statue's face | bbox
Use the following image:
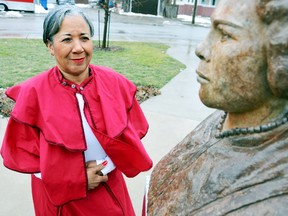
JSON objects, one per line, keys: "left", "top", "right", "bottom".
{"left": 195, "top": 0, "right": 272, "bottom": 112}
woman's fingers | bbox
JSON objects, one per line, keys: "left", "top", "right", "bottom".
{"left": 86, "top": 160, "right": 108, "bottom": 190}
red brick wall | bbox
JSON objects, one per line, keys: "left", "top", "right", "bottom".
{"left": 178, "top": 4, "right": 215, "bottom": 17}
{"left": 178, "top": 4, "right": 193, "bottom": 15}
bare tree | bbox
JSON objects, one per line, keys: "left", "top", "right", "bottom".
{"left": 98, "top": 0, "right": 146, "bottom": 49}
{"left": 98, "top": 0, "right": 113, "bottom": 49}
{"left": 102, "top": 0, "right": 110, "bottom": 48}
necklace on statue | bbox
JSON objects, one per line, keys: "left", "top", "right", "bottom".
{"left": 215, "top": 112, "right": 288, "bottom": 138}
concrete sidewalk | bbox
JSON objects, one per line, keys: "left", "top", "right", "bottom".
{"left": 125, "top": 42, "right": 214, "bottom": 215}
{"left": 0, "top": 7, "right": 214, "bottom": 216}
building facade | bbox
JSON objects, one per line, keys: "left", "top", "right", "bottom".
{"left": 121, "top": 0, "right": 218, "bottom": 17}
{"left": 177, "top": 0, "right": 217, "bottom": 6}
{"left": 177, "top": 0, "right": 217, "bottom": 17}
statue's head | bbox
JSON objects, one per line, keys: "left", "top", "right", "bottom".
{"left": 195, "top": 0, "right": 288, "bottom": 113}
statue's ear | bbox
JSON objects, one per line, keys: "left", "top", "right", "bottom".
{"left": 267, "top": 54, "right": 288, "bottom": 98}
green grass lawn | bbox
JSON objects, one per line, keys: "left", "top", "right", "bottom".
{"left": 0, "top": 38, "right": 186, "bottom": 116}
{"left": 0, "top": 39, "right": 185, "bottom": 88}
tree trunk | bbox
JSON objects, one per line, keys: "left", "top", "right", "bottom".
{"left": 101, "top": 0, "right": 110, "bottom": 49}
{"left": 102, "top": 7, "right": 109, "bottom": 48}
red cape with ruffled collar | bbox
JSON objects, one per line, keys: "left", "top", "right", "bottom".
{"left": 1, "top": 65, "right": 153, "bottom": 207}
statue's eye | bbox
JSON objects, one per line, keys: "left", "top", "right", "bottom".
{"left": 216, "top": 24, "right": 235, "bottom": 42}
{"left": 221, "top": 33, "right": 230, "bottom": 42}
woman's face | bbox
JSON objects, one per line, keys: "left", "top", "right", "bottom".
{"left": 47, "top": 15, "right": 93, "bottom": 83}
{"left": 195, "top": 0, "right": 272, "bottom": 112}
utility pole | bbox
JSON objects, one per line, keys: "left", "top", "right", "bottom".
{"left": 192, "top": 0, "right": 198, "bottom": 24}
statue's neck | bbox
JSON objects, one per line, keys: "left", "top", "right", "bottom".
{"left": 223, "top": 99, "right": 288, "bottom": 130}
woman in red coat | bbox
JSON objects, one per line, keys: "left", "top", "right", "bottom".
{"left": 1, "top": 5, "right": 152, "bottom": 216}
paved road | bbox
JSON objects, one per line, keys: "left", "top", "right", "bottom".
{"left": 0, "top": 6, "right": 210, "bottom": 44}
{"left": 0, "top": 6, "right": 214, "bottom": 216}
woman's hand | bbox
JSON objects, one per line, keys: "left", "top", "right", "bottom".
{"left": 86, "top": 161, "right": 108, "bottom": 190}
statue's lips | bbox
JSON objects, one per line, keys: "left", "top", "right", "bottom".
{"left": 196, "top": 70, "right": 210, "bottom": 84}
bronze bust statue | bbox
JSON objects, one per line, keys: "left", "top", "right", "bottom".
{"left": 147, "top": 0, "right": 288, "bottom": 215}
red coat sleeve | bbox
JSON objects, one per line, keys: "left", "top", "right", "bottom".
{"left": 116, "top": 98, "right": 153, "bottom": 177}
{"left": 1, "top": 117, "right": 40, "bottom": 173}
{"left": 94, "top": 98, "right": 153, "bottom": 178}
{"left": 127, "top": 97, "right": 149, "bottom": 139}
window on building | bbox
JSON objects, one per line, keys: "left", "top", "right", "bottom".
{"left": 199, "top": 0, "right": 217, "bottom": 5}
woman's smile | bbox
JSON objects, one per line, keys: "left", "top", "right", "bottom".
{"left": 71, "top": 57, "right": 85, "bottom": 64}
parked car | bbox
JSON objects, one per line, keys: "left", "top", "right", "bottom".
{"left": 0, "top": 0, "right": 35, "bottom": 12}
